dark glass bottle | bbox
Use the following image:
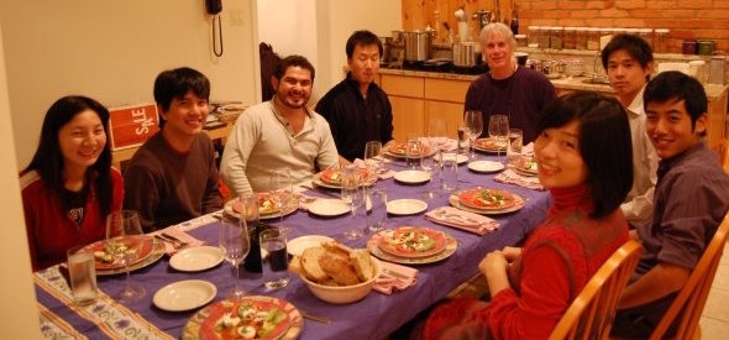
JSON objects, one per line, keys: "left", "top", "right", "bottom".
{"left": 243, "top": 222, "right": 271, "bottom": 273}
{"left": 510, "top": 7, "right": 519, "bottom": 35}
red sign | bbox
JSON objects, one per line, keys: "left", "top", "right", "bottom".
{"left": 108, "top": 103, "right": 160, "bottom": 150}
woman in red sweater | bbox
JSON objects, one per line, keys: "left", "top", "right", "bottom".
{"left": 422, "top": 92, "right": 634, "bottom": 339}
{"left": 20, "top": 96, "right": 123, "bottom": 271}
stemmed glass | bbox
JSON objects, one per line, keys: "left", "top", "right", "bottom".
{"left": 488, "top": 114, "right": 510, "bottom": 159}
{"left": 341, "top": 165, "right": 365, "bottom": 240}
{"left": 269, "top": 170, "right": 293, "bottom": 235}
{"left": 464, "top": 110, "right": 484, "bottom": 160}
{"left": 105, "top": 210, "right": 146, "bottom": 303}
{"left": 220, "top": 214, "right": 250, "bottom": 300}
{"left": 422, "top": 119, "right": 447, "bottom": 200}
{"left": 364, "top": 140, "right": 384, "bottom": 183}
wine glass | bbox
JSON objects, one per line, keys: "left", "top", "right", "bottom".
{"left": 488, "top": 114, "right": 510, "bottom": 159}
{"left": 424, "top": 118, "right": 447, "bottom": 199}
{"left": 341, "top": 165, "right": 365, "bottom": 240}
{"left": 220, "top": 214, "right": 250, "bottom": 300}
{"left": 105, "top": 210, "right": 146, "bottom": 303}
{"left": 464, "top": 110, "right": 484, "bottom": 160}
{"left": 269, "top": 170, "right": 294, "bottom": 235}
{"left": 364, "top": 140, "right": 384, "bottom": 182}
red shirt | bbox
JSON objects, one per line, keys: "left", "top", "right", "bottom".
{"left": 20, "top": 168, "right": 124, "bottom": 271}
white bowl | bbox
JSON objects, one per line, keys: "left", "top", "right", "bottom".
{"left": 299, "top": 256, "right": 381, "bottom": 304}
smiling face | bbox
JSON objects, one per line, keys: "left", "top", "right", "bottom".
{"left": 534, "top": 120, "right": 588, "bottom": 189}
{"left": 272, "top": 66, "right": 313, "bottom": 110}
{"left": 160, "top": 90, "right": 208, "bottom": 138}
{"left": 58, "top": 109, "right": 106, "bottom": 173}
{"left": 482, "top": 31, "right": 515, "bottom": 77}
{"left": 348, "top": 43, "right": 380, "bottom": 86}
{"left": 646, "top": 98, "right": 706, "bottom": 159}
{"left": 607, "top": 49, "right": 652, "bottom": 105}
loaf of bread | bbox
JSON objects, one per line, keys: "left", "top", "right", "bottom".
{"left": 298, "top": 241, "right": 375, "bottom": 286}
{"left": 350, "top": 249, "right": 375, "bottom": 281}
{"left": 319, "top": 252, "right": 360, "bottom": 285}
{"left": 300, "top": 247, "right": 329, "bottom": 282}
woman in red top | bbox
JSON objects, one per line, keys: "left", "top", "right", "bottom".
{"left": 422, "top": 92, "right": 634, "bottom": 339}
{"left": 20, "top": 96, "right": 123, "bottom": 271}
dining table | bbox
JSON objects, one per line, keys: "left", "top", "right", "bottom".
{"left": 34, "top": 151, "right": 551, "bottom": 339}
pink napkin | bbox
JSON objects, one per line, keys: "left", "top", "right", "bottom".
{"left": 373, "top": 261, "right": 419, "bottom": 295}
{"left": 151, "top": 228, "right": 205, "bottom": 255}
{"left": 424, "top": 206, "right": 499, "bottom": 236}
{"left": 293, "top": 191, "right": 318, "bottom": 211}
{"left": 494, "top": 169, "right": 545, "bottom": 191}
{"left": 440, "top": 139, "right": 458, "bottom": 152}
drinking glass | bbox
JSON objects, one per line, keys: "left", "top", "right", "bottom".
{"left": 105, "top": 210, "right": 146, "bottom": 303}
{"left": 488, "top": 114, "right": 510, "bottom": 159}
{"left": 260, "top": 228, "right": 290, "bottom": 290}
{"left": 220, "top": 214, "right": 250, "bottom": 299}
{"left": 507, "top": 128, "right": 524, "bottom": 164}
{"left": 341, "top": 165, "right": 365, "bottom": 240}
{"left": 457, "top": 125, "right": 471, "bottom": 156}
{"left": 422, "top": 119, "right": 447, "bottom": 199}
{"left": 239, "top": 193, "right": 263, "bottom": 273}
{"left": 364, "top": 140, "right": 384, "bottom": 182}
{"left": 406, "top": 137, "right": 423, "bottom": 170}
{"left": 464, "top": 110, "right": 484, "bottom": 160}
{"left": 269, "top": 170, "right": 294, "bottom": 235}
{"left": 67, "top": 245, "right": 98, "bottom": 306}
{"left": 366, "top": 187, "right": 388, "bottom": 234}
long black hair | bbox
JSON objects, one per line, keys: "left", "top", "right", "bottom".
{"left": 537, "top": 92, "right": 633, "bottom": 218}
{"left": 24, "top": 95, "right": 114, "bottom": 220}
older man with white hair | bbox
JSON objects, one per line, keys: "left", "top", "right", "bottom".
{"left": 464, "top": 22, "right": 556, "bottom": 144}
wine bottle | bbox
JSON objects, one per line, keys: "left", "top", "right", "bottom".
{"left": 243, "top": 222, "right": 270, "bottom": 273}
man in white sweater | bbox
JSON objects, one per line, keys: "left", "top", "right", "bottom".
{"left": 220, "top": 55, "right": 338, "bottom": 195}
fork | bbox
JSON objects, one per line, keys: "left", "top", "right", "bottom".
{"left": 154, "top": 234, "right": 186, "bottom": 249}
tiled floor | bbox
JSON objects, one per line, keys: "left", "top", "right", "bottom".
{"left": 447, "top": 240, "right": 729, "bottom": 339}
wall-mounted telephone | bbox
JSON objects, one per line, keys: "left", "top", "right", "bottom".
{"left": 206, "top": 0, "right": 222, "bottom": 15}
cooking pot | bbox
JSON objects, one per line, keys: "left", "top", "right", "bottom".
{"left": 402, "top": 31, "right": 433, "bottom": 62}
{"left": 452, "top": 42, "right": 482, "bottom": 67}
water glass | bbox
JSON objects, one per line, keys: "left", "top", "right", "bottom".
{"left": 366, "top": 187, "right": 388, "bottom": 234}
{"left": 464, "top": 110, "right": 484, "bottom": 159}
{"left": 260, "top": 228, "right": 290, "bottom": 290}
{"left": 507, "top": 128, "right": 523, "bottom": 163}
{"left": 221, "top": 214, "right": 250, "bottom": 299}
{"left": 364, "top": 140, "right": 384, "bottom": 178}
{"left": 441, "top": 158, "right": 459, "bottom": 192}
{"left": 105, "top": 210, "right": 146, "bottom": 303}
{"left": 67, "top": 245, "right": 98, "bottom": 306}
{"left": 406, "top": 137, "right": 423, "bottom": 170}
{"left": 341, "top": 165, "right": 365, "bottom": 239}
{"left": 457, "top": 125, "right": 471, "bottom": 156}
{"left": 488, "top": 114, "right": 510, "bottom": 159}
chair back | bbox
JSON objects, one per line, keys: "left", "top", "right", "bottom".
{"left": 648, "top": 209, "right": 729, "bottom": 340}
{"left": 550, "top": 239, "right": 642, "bottom": 340}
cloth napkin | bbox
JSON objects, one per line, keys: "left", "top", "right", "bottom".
{"left": 373, "top": 261, "right": 419, "bottom": 295}
{"left": 151, "top": 228, "right": 205, "bottom": 255}
{"left": 424, "top": 206, "right": 500, "bottom": 236}
{"left": 440, "top": 138, "right": 458, "bottom": 152}
{"left": 353, "top": 158, "right": 394, "bottom": 180}
{"left": 494, "top": 169, "right": 545, "bottom": 191}
{"left": 522, "top": 142, "right": 534, "bottom": 156}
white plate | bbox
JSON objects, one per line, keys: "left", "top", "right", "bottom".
{"left": 394, "top": 170, "right": 431, "bottom": 184}
{"left": 287, "top": 235, "right": 335, "bottom": 256}
{"left": 307, "top": 199, "right": 351, "bottom": 217}
{"left": 387, "top": 199, "right": 428, "bottom": 215}
{"left": 468, "top": 160, "right": 505, "bottom": 173}
{"left": 153, "top": 280, "right": 217, "bottom": 312}
{"left": 169, "top": 246, "right": 225, "bottom": 272}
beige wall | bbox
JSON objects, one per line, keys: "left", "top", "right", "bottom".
{"left": 0, "top": 0, "right": 257, "bottom": 169}
{"left": 0, "top": 21, "right": 42, "bottom": 338}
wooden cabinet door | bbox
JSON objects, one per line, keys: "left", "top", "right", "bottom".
{"left": 390, "top": 96, "right": 425, "bottom": 141}
{"left": 425, "top": 100, "right": 465, "bottom": 138}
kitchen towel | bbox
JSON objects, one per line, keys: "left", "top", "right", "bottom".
{"left": 424, "top": 206, "right": 499, "bottom": 236}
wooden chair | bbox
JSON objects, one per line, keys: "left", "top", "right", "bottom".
{"left": 549, "top": 239, "right": 642, "bottom": 340}
{"left": 647, "top": 209, "right": 729, "bottom": 339}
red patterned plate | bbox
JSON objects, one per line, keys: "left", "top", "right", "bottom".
{"left": 458, "top": 188, "right": 518, "bottom": 211}
{"left": 474, "top": 138, "right": 507, "bottom": 153}
{"left": 80, "top": 235, "right": 155, "bottom": 271}
{"left": 319, "top": 168, "right": 369, "bottom": 186}
{"left": 377, "top": 227, "right": 447, "bottom": 259}
{"left": 387, "top": 142, "right": 432, "bottom": 158}
{"left": 231, "top": 194, "right": 280, "bottom": 216}
{"left": 513, "top": 156, "right": 539, "bottom": 175}
{"left": 182, "top": 295, "right": 303, "bottom": 340}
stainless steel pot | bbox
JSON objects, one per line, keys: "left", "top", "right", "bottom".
{"left": 452, "top": 42, "right": 481, "bottom": 67}
{"left": 402, "top": 31, "right": 433, "bottom": 62}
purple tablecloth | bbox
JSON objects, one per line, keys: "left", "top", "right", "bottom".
{"left": 35, "top": 154, "right": 550, "bottom": 339}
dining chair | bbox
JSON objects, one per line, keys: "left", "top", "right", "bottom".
{"left": 549, "top": 239, "right": 642, "bottom": 340}
{"left": 646, "top": 209, "right": 729, "bottom": 340}
{"left": 722, "top": 138, "right": 729, "bottom": 175}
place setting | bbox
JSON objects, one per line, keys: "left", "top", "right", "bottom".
{"left": 424, "top": 206, "right": 500, "bottom": 236}
{"left": 449, "top": 187, "right": 526, "bottom": 215}
{"left": 367, "top": 225, "right": 458, "bottom": 265}
{"left": 223, "top": 192, "right": 298, "bottom": 221}
{"left": 493, "top": 155, "right": 545, "bottom": 191}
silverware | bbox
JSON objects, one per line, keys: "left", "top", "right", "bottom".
{"left": 161, "top": 232, "right": 189, "bottom": 247}
{"left": 154, "top": 234, "right": 186, "bottom": 249}
{"left": 301, "top": 311, "right": 332, "bottom": 324}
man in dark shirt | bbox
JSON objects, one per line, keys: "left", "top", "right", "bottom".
{"left": 315, "top": 30, "right": 394, "bottom": 163}
{"left": 612, "top": 71, "right": 729, "bottom": 337}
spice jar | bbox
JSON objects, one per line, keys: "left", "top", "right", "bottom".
{"left": 586, "top": 27, "right": 600, "bottom": 51}
{"left": 550, "top": 26, "right": 564, "bottom": 49}
{"left": 563, "top": 27, "right": 576, "bottom": 50}
{"left": 528, "top": 26, "right": 540, "bottom": 47}
{"left": 654, "top": 28, "right": 669, "bottom": 53}
{"left": 575, "top": 27, "right": 588, "bottom": 50}
{"left": 682, "top": 40, "right": 697, "bottom": 55}
{"left": 698, "top": 40, "right": 716, "bottom": 56}
{"left": 538, "top": 26, "right": 550, "bottom": 48}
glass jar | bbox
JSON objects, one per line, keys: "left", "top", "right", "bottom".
{"left": 563, "top": 27, "right": 576, "bottom": 50}
{"left": 575, "top": 27, "right": 588, "bottom": 50}
{"left": 550, "top": 26, "right": 564, "bottom": 49}
{"left": 538, "top": 26, "right": 550, "bottom": 48}
{"left": 698, "top": 40, "right": 716, "bottom": 56}
{"left": 682, "top": 40, "right": 697, "bottom": 55}
{"left": 586, "top": 27, "right": 600, "bottom": 51}
{"left": 638, "top": 28, "right": 653, "bottom": 48}
{"left": 654, "top": 28, "right": 669, "bottom": 53}
{"left": 528, "top": 26, "right": 540, "bottom": 47}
